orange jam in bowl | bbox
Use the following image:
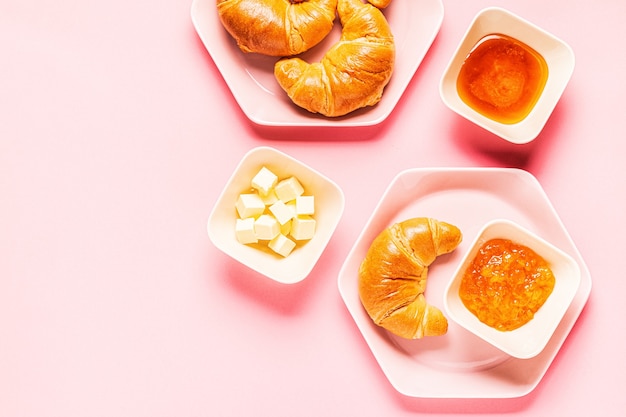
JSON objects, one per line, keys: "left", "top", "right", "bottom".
{"left": 459, "top": 238, "right": 555, "bottom": 331}
{"left": 456, "top": 34, "right": 548, "bottom": 124}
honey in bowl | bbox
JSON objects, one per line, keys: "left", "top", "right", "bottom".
{"left": 456, "top": 34, "right": 549, "bottom": 124}
{"left": 458, "top": 238, "right": 555, "bottom": 331}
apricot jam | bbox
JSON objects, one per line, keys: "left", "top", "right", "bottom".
{"left": 457, "top": 34, "right": 548, "bottom": 124}
{"left": 459, "top": 238, "right": 555, "bottom": 331}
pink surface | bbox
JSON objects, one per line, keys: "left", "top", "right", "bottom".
{"left": 1, "top": 0, "right": 624, "bottom": 415}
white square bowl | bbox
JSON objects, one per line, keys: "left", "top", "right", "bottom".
{"left": 440, "top": 7, "right": 575, "bottom": 144}
{"left": 444, "top": 219, "right": 581, "bottom": 359}
{"left": 207, "top": 146, "right": 345, "bottom": 284}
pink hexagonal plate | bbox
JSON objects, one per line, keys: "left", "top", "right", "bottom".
{"left": 337, "top": 167, "right": 592, "bottom": 398}
{"left": 191, "top": 0, "right": 444, "bottom": 126}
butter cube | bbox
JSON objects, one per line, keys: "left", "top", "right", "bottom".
{"left": 291, "top": 215, "right": 316, "bottom": 241}
{"left": 269, "top": 200, "right": 295, "bottom": 225}
{"left": 282, "top": 201, "right": 298, "bottom": 237}
{"left": 235, "top": 218, "right": 257, "bottom": 244}
{"left": 280, "top": 219, "right": 292, "bottom": 236}
{"left": 236, "top": 193, "right": 265, "bottom": 219}
{"left": 268, "top": 234, "right": 296, "bottom": 257}
{"left": 296, "top": 195, "right": 314, "bottom": 215}
{"left": 254, "top": 214, "right": 279, "bottom": 240}
{"left": 260, "top": 189, "right": 278, "bottom": 206}
{"left": 251, "top": 166, "right": 278, "bottom": 196}
{"left": 274, "top": 176, "right": 304, "bottom": 202}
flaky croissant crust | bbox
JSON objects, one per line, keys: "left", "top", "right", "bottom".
{"left": 216, "top": 0, "right": 338, "bottom": 57}
{"left": 368, "top": 0, "right": 392, "bottom": 8}
{"left": 273, "top": 0, "right": 395, "bottom": 117}
{"left": 358, "top": 218, "right": 462, "bottom": 339}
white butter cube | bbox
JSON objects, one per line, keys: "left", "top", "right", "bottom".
{"left": 269, "top": 200, "right": 295, "bottom": 225}
{"left": 254, "top": 214, "right": 280, "bottom": 240}
{"left": 274, "top": 176, "right": 304, "bottom": 202}
{"left": 268, "top": 234, "right": 296, "bottom": 257}
{"left": 236, "top": 193, "right": 265, "bottom": 219}
{"left": 291, "top": 215, "right": 316, "bottom": 241}
{"left": 280, "top": 219, "right": 292, "bottom": 236}
{"left": 235, "top": 218, "right": 257, "bottom": 244}
{"left": 251, "top": 166, "right": 278, "bottom": 196}
{"left": 296, "top": 195, "right": 314, "bottom": 215}
{"left": 260, "top": 189, "right": 278, "bottom": 206}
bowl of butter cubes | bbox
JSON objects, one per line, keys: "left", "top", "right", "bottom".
{"left": 208, "top": 146, "right": 345, "bottom": 284}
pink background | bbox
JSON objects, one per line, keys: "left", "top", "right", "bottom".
{"left": 1, "top": 0, "right": 624, "bottom": 415}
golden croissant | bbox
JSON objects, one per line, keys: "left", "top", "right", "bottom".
{"left": 274, "top": 0, "right": 395, "bottom": 117}
{"left": 216, "top": 0, "right": 338, "bottom": 57}
{"left": 358, "top": 218, "right": 463, "bottom": 339}
{"left": 368, "top": 0, "right": 392, "bottom": 8}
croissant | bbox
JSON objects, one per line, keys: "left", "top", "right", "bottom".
{"left": 274, "top": 0, "right": 395, "bottom": 117}
{"left": 368, "top": 0, "right": 392, "bottom": 8}
{"left": 358, "top": 218, "right": 463, "bottom": 339}
{"left": 216, "top": 0, "right": 338, "bottom": 57}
